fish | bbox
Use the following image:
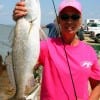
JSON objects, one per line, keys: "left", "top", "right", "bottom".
{"left": 5, "top": 52, "right": 16, "bottom": 89}
{"left": 11, "top": 0, "right": 41, "bottom": 99}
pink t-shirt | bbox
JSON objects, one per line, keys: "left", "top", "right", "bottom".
{"left": 39, "top": 38, "right": 100, "bottom": 100}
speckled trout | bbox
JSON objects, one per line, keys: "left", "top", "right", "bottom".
{"left": 11, "top": 0, "right": 41, "bottom": 99}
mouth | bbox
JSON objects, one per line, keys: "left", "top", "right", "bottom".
{"left": 64, "top": 26, "right": 74, "bottom": 32}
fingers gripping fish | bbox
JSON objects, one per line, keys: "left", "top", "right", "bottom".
{"left": 11, "top": 0, "right": 41, "bottom": 99}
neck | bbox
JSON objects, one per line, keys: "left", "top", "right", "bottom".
{"left": 61, "top": 36, "right": 79, "bottom": 46}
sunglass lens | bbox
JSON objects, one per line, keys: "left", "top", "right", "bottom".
{"left": 60, "top": 14, "right": 80, "bottom": 20}
{"left": 60, "top": 14, "right": 69, "bottom": 20}
{"left": 71, "top": 14, "right": 80, "bottom": 20}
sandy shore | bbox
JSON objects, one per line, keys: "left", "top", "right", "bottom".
{"left": 0, "top": 70, "right": 15, "bottom": 100}
{"left": 0, "top": 68, "right": 41, "bottom": 100}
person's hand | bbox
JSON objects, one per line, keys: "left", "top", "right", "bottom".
{"left": 13, "top": 1, "right": 28, "bottom": 21}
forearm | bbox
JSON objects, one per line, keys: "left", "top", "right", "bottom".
{"left": 89, "top": 84, "right": 100, "bottom": 100}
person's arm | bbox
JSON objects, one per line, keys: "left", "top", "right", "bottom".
{"left": 13, "top": 1, "right": 27, "bottom": 21}
{"left": 89, "top": 78, "right": 100, "bottom": 100}
{"left": 89, "top": 84, "right": 100, "bottom": 100}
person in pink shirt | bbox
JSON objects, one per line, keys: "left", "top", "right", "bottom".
{"left": 13, "top": 0, "right": 100, "bottom": 100}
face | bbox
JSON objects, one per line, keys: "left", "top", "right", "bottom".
{"left": 58, "top": 7, "right": 82, "bottom": 43}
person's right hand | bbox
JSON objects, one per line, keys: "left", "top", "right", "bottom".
{"left": 13, "top": 1, "right": 28, "bottom": 21}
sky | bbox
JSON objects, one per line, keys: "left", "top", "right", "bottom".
{"left": 0, "top": 0, "right": 100, "bottom": 25}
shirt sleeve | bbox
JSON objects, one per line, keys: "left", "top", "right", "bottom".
{"left": 38, "top": 40, "right": 48, "bottom": 65}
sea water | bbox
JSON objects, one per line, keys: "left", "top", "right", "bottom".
{"left": 0, "top": 24, "right": 13, "bottom": 61}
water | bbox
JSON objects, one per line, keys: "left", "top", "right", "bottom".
{"left": 0, "top": 24, "right": 13, "bottom": 60}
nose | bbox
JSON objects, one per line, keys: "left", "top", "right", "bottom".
{"left": 67, "top": 19, "right": 73, "bottom": 24}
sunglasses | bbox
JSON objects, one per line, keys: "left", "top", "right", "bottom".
{"left": 60, "top": 14, "right": 80, "bottom": 21}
